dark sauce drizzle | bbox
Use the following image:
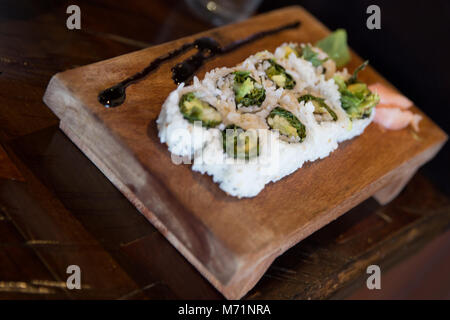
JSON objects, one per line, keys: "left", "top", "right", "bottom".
{"left": 98, "top": 21, "right": 300, "bottom": 108}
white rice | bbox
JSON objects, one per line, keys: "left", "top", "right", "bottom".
{"left": 157, "top": 43, "right": 375, "bottom": 198}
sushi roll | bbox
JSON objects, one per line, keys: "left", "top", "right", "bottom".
{"left": 274, "top": 42, "right": 337, "bottom": 80}
{"left": 266, "top": 106, "right": 306, "bottom": 143}
{"left": 157, "top": 43, "right": 379, "bottom": 198}
{"left": 178, "top": 92, "right": 222, "bottom": 128}
{"left": 157, "top": 80, "right": 221, "bottom": 159}
{"left": 264, "top": 59, "right": 296, "bottom": 90}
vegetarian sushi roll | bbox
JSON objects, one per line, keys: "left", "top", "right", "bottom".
{"left": 157, "top": 39, "right": 379, "bottom": 198}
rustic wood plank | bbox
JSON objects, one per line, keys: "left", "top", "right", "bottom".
{"left": 4, "top": 125, "right": 449, "bottom": 300}
{"left": 0, "top": 144, "right": 152, "bottom": 299}
{"left": 7, "top": 126, "right": 170, "bottom": 298}
{"left": 42, "top": 6, "right": 448, "bottom": 299}
{"left": 0, "top": 144, "right": 23, "bottom": 181}
{"left": 0, "top": 0, "right": 178, "bottom": 142}
{"left": 0, "top": 0, "right": 211, "bottom": 298}
{"left": 1, "top": 0, "right": 448, "bottom": 300}
{"left": 120, "top": 231, "right": 221, "bottom": 299}
{"left": 247, "top": 173, "right": 450, "bottom": 299}
{"left": 344, "top": 230, "right": 450, "bottom": 300}
{"left": 0, "top": 206, "right": 68, "bottom": 299}
{"left": 9, "top": 126, "right": 157, "bottom": 245}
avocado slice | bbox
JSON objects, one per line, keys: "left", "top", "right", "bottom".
{"left": 179, "top": 92, "right": 222, "bottom": 128}
{"left": 264, "top": 59, "right": 296, "bottom": 89}
{"left": 232, "top": 71, "right": 266, "bottom": 108}
{"left": 236, "top": 77, "right": 254, "bottom": 101}
{"left": 222, "top": 125, "right": 260, "bottom": 160}
{"left": 347, "top": 83, "right": 369, "bottom": 98}
{"left": 266, "top": 107, "right": 306, "bottom": 142}
{"left": 271, "top": 75, "right": 286, "bottom": 88}
{"left": 298, "top": 94, "right": 338, "bottom": 122}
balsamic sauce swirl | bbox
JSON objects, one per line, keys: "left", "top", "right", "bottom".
{"left": 98, "top": 21, "right": 300, "bottom": 108}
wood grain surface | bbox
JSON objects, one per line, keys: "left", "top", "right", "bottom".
{"left": 1, "top": 1, "right": 449, "bottom": 300}
{"left": 0, "top": 145, "right": 23, "bottom": 181}
{"left": 42, "top": 6, "right": 447, "bottom": 299}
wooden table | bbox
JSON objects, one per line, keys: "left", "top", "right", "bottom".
{"left": 1, "top": 0, "right": 449, "bottom": 299}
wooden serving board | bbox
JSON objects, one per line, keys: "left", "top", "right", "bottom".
{"left": 43, "top": 6, "right": 447, "bottom": 299}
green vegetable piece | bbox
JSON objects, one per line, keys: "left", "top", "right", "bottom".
{"left": 333, "top": 67, "right": 379, "bottom": 119}
{"left": 347, "top": 60, "right": 369, "bottom": 85}
{"left": 333, "top": 61, "right": 379, "bottom": 120}
{"left": 232, "top": 71, "right": 266, "bottom": 108}
{"left": 179, "top": 92, "right": 222, "bottom": 128}
{"left": 265, "top": 59, "right": 296, "bottom": 89}
{"left": 341, "top": 89, "right": 379, "bottom": 119}
{"left": 316, "top": 29, "right": 351, "bottom": 68}
{"left": 222, "top": 125, "right": 260, "bottom": 160}
{"left": 298, "top": 94, "right": 338, "bottom": 121}
{"left": 299, "top": 45, "right": 325, "bottom": 67}
{"left": 237, "top": 78, "right": 254, "bottom": 100}
{"left": 340, "top": 90, "right": 364, "bottom": 118}
{"left": 266, "top": 107, "right": 306, "bottom": 142}
{"left": 347, "top": 82, "right": 369, "bottom": 99}
{"left": 357, "top": 92, "right": 379, "bottom": 118}
{"left": 333, "top": 74, "right": 347, "bottom": 91}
